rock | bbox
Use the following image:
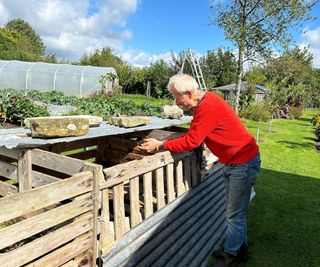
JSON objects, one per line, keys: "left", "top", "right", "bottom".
{"left": 24, "top": 115, "right": 102, "bottom": 128}
{"left": 107, "top": 116, "right": 150, "bottom": 128}
{"left": 160, "top": 105, "right": 184, "bottom": 119}
{"left": 26, "top": 117, "right": 89, "bottom": 138}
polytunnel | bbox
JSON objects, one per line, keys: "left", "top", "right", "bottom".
{"left": 0, "top": 60, "right": 117, "bottom": 96}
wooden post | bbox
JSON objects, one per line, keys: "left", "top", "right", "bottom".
{"left": 155, "top": 167, "right": 165, "bottom": 210}
{"left": 18, "top": 149, "right": 32, "bottom": 192}
{"left": 143, "top": 172, "right": 153, "bottom": 219}
{"left": 129, "top": 177, "right": 141, "bottom": 227}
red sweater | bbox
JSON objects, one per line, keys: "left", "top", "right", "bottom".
{"left": 164, "top": 91, "right": 259, "bottom": 164}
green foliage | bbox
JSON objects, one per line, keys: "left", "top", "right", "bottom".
{"left": 210, "top": 0, "right": 318, "bottom": 112}
{"left": 239, "top": 102, "right": 272, "bottom": 121}
{"left": 200, "top": 48, "right": 237, "bottom": 88}
{"left": 289, "top": 107, "right": 303, "bottom": 119}
{"left": 5, "top": 19, "right": 45, "bottom": 56}
{"left": 80, "top": 47, "right": 123, "bottom": 67}
{"left": 146, "top": 60, "right": 173, "bottom": 98}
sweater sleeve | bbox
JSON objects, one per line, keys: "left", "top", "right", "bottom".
{"left": 164, "top": 101, "right": 219, "bottom": 152}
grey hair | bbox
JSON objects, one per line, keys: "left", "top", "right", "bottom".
{"left": 167, "top": 74, "right": 200, "bottom": 94}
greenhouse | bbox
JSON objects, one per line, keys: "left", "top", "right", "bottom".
{"left": 0, "top": 60, "right": 117, "bottom": 96}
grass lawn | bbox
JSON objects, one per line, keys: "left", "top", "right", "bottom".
{"left": 117, "top": 93, "right": 174, "bottom": 107}
{"left": 231, "top": 109, "right": 320, "bottom": 267}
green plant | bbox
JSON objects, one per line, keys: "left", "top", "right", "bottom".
{"left": 6, "top": 96, "right": 49, "bottom": 124}
{"left": 289, "top": 107, "right": 303, "bottom": 119}
{"left": 239, "top": 102, "right": 272, "bottom": 121}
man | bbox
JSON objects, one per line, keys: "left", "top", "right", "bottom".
{"left": 137, "top": 74, "right": 261, "bottom": 267}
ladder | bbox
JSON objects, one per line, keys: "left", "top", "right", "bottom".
{"left": 179, "top": 49, "right": 207, "bottom": 92}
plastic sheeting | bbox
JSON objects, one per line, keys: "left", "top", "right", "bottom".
{"left": 0, "top": 60, "right": 117, "bottom": 96}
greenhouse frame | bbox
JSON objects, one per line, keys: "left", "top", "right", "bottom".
{"left": 0, "top": 60, "right": 117, "bottom": 96}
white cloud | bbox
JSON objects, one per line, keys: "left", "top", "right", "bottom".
{"left": 0, "top": 0, "right": 140, "bottom": 62}
{"left": 299, "top": 27, "right": 320, "bottom": 67}
{"left": 119, "top": 49, "right": 172, "bottom": 67}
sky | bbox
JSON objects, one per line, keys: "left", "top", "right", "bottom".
{"left": 0, "top": 0, "right": 320, "bottom": 67}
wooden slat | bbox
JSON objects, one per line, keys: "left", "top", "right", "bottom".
{"left": 183, "top": 157, "right": 192, "bottom": 191}
{"left": 67, "top": 149, "right": 97, "bottom": 160}
{"left": 191, "top": 153, "right": 199, "bottom": 187}
{"left": 166, "top": 163, "right": 175, "bottom": 202}
{"left": 28, "top": 232, "right": 93, "bottom": 267}
{"left": 0, "top": 180, "right": 17, "bottom": 196}
{"left": 83, "top": 163, "right": 103, "bottom": 264}
{"left": 143, "top": 172, "right": 153, "bottom": 219}
{"left": 49, "top": 138, "right": 98, "bottom": 153}
{"left": 102, "top": 151, "right": 174, "bottom": 189}
{"left": 113, "top": 183, "right": 125, "bottom": 240}
{"left": 0, "top": 194, "right": 92, "bottom": 250}
{"left": 176, "top": 160, "right": 185, "bottom": 196}
{"left": 129, "top": 177, "right": 141, "bottom": 228}
{"left": 18, "top": 149, "right": 32, "bottom": 192}
{"left": 0, "top": 213, "right": 93, "bottom": 267}
{"left": 104, "top": 136, "right": 137, "bottom": 151}
{"left": 155, "top": 167, "right": 165, "bottom": 210}
{"left": 0, "top": 147, "right": 19, "bottom": 159}
{"left": 32, "top": 171, "right": 60, "bottom": 187}
{"left": 31, "top": 149, "right": 85, "bottom": 175}
{"left": 0, "top": 171, "right": 93, "bottom": 224}
{"left": 0, "top": 160, "right": 17, "bottom": 181}
{"left": 145, "top": 129, "right": 183, "bottom": 140}
{"left": 100, "top": 188, "right": 114, "bottom": 250}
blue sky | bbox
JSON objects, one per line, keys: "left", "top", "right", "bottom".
{"left": 0, "top": 0, "right": 320, "bottom": 67}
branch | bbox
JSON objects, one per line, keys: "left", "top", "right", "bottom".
{"left": 244, "top": 0, "right": 262, "bottom": 19}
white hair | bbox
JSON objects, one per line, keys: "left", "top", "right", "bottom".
{"left": 167, "top": 74, "right": 200, "bottom": 94}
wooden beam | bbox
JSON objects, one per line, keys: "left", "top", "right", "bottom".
{"left": 143, "top": 172, "right": 153, "bottom": 219}
{"left": 0, "top": 181, "right": 17, "bottom": 196}
{"left": 18, "top": 149, "right": 32, "bottom": 192}
{"left": 129, "top": 177, "right": 141, "bottom": 228}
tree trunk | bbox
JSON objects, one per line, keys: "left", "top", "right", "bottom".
{"left": 235, "top": 47, "right": 244, "bottom": 115}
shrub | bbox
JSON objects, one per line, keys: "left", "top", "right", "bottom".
{"left": 289, "top": 107, "right": 303, "bottom": 119}
{"left": 239, "top": 103, "right": 272, "bottom": 122}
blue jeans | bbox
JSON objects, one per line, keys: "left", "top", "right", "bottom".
{"left": 223, "top": 153, "right": 261, "bottom": 255}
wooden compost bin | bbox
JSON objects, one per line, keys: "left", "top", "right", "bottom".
{"left": 0, "top": 126, "right": 226, "bottom": 267}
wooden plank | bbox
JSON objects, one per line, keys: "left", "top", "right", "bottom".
{"left": 50, "top": 138, "right": 98, "bottom": 153}
{"left": 145, "top": 129, "right": 183, "bottom": 141}
{"left": 31, "top": 149, "right": 85, "bottom": 175}
{"left": 0, "top": 147, "right": 19, "bottom": 159}
{"left": 0, "top": 213, "right": 93, "bottom": 267}
{"left": 0, "top": 194, "right": 92, "bottom": 250}
{"left": 83, "top": 163, "right": 103, "bottom": 264}
{"left": 176, "top": 160, "right": 185, "bottom": 196}
{"left": 102, "top": 151, "right": 174, "bottom": 189}
{"left": 0, "top": 180, "right": 17, "bottom": 196}
{"left": 191, "top": 153, "right": 199, "bottom": 187}
{"left": 32, "top": 171, "right": 60, "bottom": 187}
{"left": 183, "top": 157, "right": 192, "bottom": 191}
{"left": 18, "top": 149, "right": 32, "bottom": 192}
{"left": 0, "top": 171, "right": 93, "bottom": 224}
{"left": 0, "top": 160, "right": 17, "bottom": 181}
{"left": 105, "top": 136, "right": 137, "bottom": 151}
{"left": 143, "top": 172, "right": 153, "bottom": 219}
{"left": 129, "top": 177, "right": 141, "bottom": 228}
{"left": 67, "top": 149, "right": 97, "bottom": 161}
{"left": 28, "top": 232, "right": 93, "bottom": 267}
{"left": 113, "top": 183, "right": 125, "bottom": 240}
{"left": 100, "top": 188, "right": 114, "bottom": 250}
{"left": 155, "top": 167, "right": 165, "bottom": 210}
{"left": 166, "top": 163, "right": 175, "bottom": 202}
{"left": 96, "top": 136, "right": 108, "bottom": 164}
{"left": 60, "top": 249, "right": 93, "bottom": 267}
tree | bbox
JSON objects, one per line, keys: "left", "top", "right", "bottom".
{"left": 210, "top": 0, "right": 319, "bottom": 113}
{"left": 201, "top": 47, "right": 237, "bottom": 88}
{"left": 80, "top": 47, "right": 123, "bottom": 67}
{"left": 5, "top": 19, "right": 45, "bottom": 56}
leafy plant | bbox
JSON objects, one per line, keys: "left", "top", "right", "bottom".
{"left": 239, "top": 102, "right": 272, "bottom": 122}
{"left": 289, "top": 107, "right": 303, "bottom": 119}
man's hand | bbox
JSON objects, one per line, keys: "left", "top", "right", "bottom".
{"left": 136, "top": 138, "right": 163, "bottom": 153}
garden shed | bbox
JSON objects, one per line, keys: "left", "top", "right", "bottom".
{"left": 0, "top": 60, "right": 117, "bottom": 97}
{"left": 0, "top": 116, "right": 226, "bottom": 267}
{"left": 213, "top": 81, "right": 268, "bottom": 102}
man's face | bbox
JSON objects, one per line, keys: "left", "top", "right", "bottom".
{"left": 171, "top": 88, "right": 196, "bottom": 111}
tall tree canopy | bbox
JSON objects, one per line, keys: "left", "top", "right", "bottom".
{"left": 5, "top": 19, "right": 45, "bottom": 56}
{"left": 210, "top": 0, "right": 319, "bottom": 113}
